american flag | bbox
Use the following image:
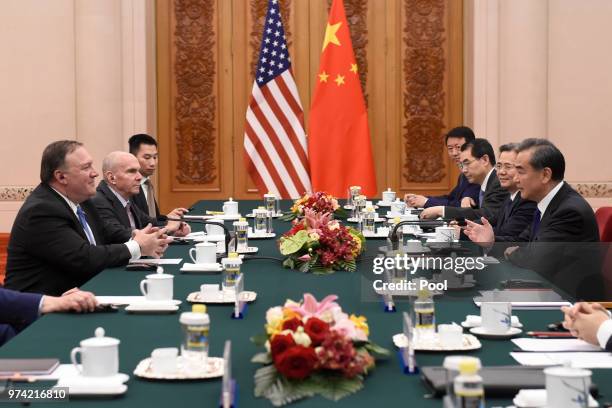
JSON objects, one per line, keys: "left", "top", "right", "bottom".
{"left": 244, "top": 0, "right": 311, "bottom": 199}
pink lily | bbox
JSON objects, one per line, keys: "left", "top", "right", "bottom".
{"left": 287, "top": 293, "right": 339, "bottom": 318}
{"left": 303, "top": 208, "right": 331, "bottom": 233}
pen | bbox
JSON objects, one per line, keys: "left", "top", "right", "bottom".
{"left": 527, "top": 331, "right": 575, "bottom": 338}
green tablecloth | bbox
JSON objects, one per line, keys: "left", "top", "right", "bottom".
{"left": 1, "top": 200, "right": 610, "bottom": 407}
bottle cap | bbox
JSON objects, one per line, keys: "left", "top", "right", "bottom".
{"left": 192, "top": 304, "right": 207, "bottom": 314}
{"left": 229, "top": 252, "right": 239, "bottom": 258}
{"left": 458, "top": 359, "right": 480, "bottom": 375}
{"left": 417, "top": 289, "right": 430, "bottom": 298}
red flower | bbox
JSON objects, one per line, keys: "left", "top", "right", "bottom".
{"left": 270, "top": 333, "right": 296, "bottom": 360}
{"left": 304, "top": 317, "right": 330, "bottom": 346}
{"left": 282, "top": 317, "right": 303, "bottom": 332}
{"left": 274, "top": 346, "right": 318, "bottom": 380}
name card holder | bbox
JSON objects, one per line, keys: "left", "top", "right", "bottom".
{"left": 230, "top": 275, "right": 247, "bottom": 320}
{"left": 381, "top": 269, "right": 396, "bottom": 312}
{"left": 398, "top": 312, "right": 418, "bottom": 375}
{"left": 219, "top": 340, "right": 238, "bottom": 408}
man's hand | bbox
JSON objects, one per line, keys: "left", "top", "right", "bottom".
{"left": 565, "top": 303, "right": 610, "bottom": 346}
{"left": 504, "top": 246, "right": 519, "bottom": 259}
{"left": 173, "top": 222, "right": 191, "bottom": 237}
{"left": 420, "top": 206, "right": 443, "bottom": 220}
{"left": 133, "top": 224, "right": 171, "bottom": 258}
{"left": 40, "top": 289, "right": 98, "bottom": 314}
{"left": 561, "top": 302, "right": 609, "bottom": 345}
{"left": 404, "top": 194, "right": 427, "bottom": 208}
{"left": 167, "top": 208, "right": 189, "bottom": 219}
{"left": 464, "top": 217, "right": 495, "bottom": 248}
{"left": 461, "top": 197, "right": 476, "bottom": 208}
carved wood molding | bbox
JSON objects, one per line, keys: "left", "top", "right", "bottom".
{"left": 402, "top": 0, "right": 446, "bottom": 183}
{"left": 571, "top": 183, "right": 612, "bottom": 198}
{"left": 326, "top": 0, "right": 368, "bottom": 102}
{"left": 0, "top": 186, "right": 34, "bottom": 201}
{"left": 250, "top": 0, "right": 293, "bottom": 80}
{"left": 173, "top": 0, "right": 217, "bottom": 184}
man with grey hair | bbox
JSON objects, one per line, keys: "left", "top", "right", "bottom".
{"left": 464, "top": 138, "right": 602, "bottom": 299}
{"left": 5, "top": 141, "right": 170, "bottom": 296}
{"left": 92, "top": 151, "right": 190, "bottom": 242}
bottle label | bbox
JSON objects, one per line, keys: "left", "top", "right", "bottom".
{"left": 415, "top": 309, "right": 435, "bottom": 328}
{"left": 187, "top": 326, "right": 209, "bottom": 348}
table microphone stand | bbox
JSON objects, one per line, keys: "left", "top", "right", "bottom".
{"left": 162, "top": 216, "right": 233, "bottom": 260}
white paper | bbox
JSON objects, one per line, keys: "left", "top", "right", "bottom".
{"left": 96, "top": 296, "right": 146, "bottom": 305}
{"left": 35, "top": 364, "right": 80, "bottom": 380}
{"left": 511, "top": 352, "right": 612, "bottom": 368}
{"left": 512, "top": 338, "right": 602, "bottom": 352}
{"left": 129, "top": 258, "right": 183, "bottom": 265}
{"left": 474, "top": 300, "right": 571, "bottom": 310}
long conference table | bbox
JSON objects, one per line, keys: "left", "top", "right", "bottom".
{"left": 1, "top": 199, "right": 611, "bottom": 407}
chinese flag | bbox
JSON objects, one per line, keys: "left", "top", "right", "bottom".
{"left": 308, "top": 0, "right": 377, "bottom": 197}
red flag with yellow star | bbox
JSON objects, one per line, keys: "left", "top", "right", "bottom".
{"left": 308, "top": 0, "right": 377, "bottom": 197}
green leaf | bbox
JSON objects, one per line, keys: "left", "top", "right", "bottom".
{"left": 251, "top": 352, "right": 273, "bottom": 364}
{"left": 364, "top": 342, "right": 391, "bottom": 357}
{"left": 279, "top": 230, "right": 309, "bottom": 255}
{"left": 298, "top": 260, "right": 311, "bottom": 273}
{"left": 279, "top": 213, "right": 296, "bottom": 221}
{"left": 310, "top": 373, "right": 364, "bottom": 401}
{"left": 254, "top": 366, "right": 315, "bottom": 406}
{"left": 250, "top": 333, "right": 268, "bottom": 347}
{"left": 282, "top": 257, "right": 295, "bottom": 269}
{"left": 334, "top": 207, "right": 348, "bottom": 218}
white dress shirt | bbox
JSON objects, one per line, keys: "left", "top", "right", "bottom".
{"left": 50, "top": 187, "right": 141, "bottom": 260}
{"left": 510, "top": 191, "right": 518, "bottom": 201}
{"left": 481, "top": 168, "right": 495, "bottom": 194}
{"left": 140, "top": 177, "right": 149, "bottom": 202}
{"left": 597, "top": 318, "right": 612, "bottom": 349}
{"left": 536, "top": 181, "right": 564, "bottom": 219}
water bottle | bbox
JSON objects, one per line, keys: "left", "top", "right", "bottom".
{"left": 180, "top": 304, "right": 210, "bottom": 369}
{"left": 414, "top": 289, "right": 435, "bottom": 340}
{"left": 222, "top": 252, "right": 242, "bottom": 295}
{"left": 454, "top": 358, "right": 485, "bottom": 408}
{"left": 233, "top": 218, "right": 249, "bottom": 252}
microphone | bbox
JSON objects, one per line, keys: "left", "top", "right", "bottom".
{"left": 160, "top": 216, "right": 232, "bottom": 258}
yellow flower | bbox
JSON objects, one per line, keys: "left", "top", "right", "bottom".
{"left": 350, "top": 314, "right": 369, "bottom": 336}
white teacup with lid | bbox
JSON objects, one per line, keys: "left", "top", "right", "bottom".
{"left": 544, "top": 364, "right": 592, "bottom": 408}
{"left": 222, "top": 198, "right": 238, "bottom": 215}
{"left": 382, "top": 188, "right": 396, "bottom": 203}
{"left": 70, "top": 327, "right": 119, "bottom": 377}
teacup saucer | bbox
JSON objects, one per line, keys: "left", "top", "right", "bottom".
{"left": 180, "top": 262, "right": 222, "bottom": 273}
{"left": 469, "top": 326, "right": 522, "bottom": 339}
{"left": 245, "top": 212, "right": 282, "bottom": 218}
{"left": 347, "top": 217, "right": 386, "bottom": 223}
{"left": 134, "top": 356, "right": 223, "bottom": 380}
{"left": 376, "top": 200, "right": 393, "bottom": 207}
{"left": 198, "top": 234, "right": 226, "bottom": 242}
{"left": 236, "top": 246, "right": 258, "bottom": 254}
{"left": 55, "top": 373, "right": 129, "bottom": 396}
{"left": 247, "top": 231, "right": 276, "bottom": 239}
{"left": 461, "top": 315, "right": 523, "bottom": 329}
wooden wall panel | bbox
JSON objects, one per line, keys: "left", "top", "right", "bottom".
{"left": 157, "top": 0, "right": 463, "bottom": 210}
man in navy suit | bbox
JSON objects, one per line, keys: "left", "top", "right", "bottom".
{"left": 463, "top": 143, "right": 537, "bottom": 238}
{"left": 129, "top": 134, "right": 161, "bottom": 219}
{"left": 0, "top": 287, "right": 97, "bottom": 346}
{"left": 464, "top": 139, "right": 602, "bottom": 299}
{"left": 92, "top": 151, "right": 189, "bottom": 242}
{"left": 562, "top": 302, "right": 612, "bottom": 351}
{"left": 405, "top": 126, "right": 481, "bottom": 208}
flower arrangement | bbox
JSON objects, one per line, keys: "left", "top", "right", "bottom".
{"left": 280, "top": 191, "right": 346, "bottom": 221}
{"left": 279, "top": 209, "right": 365, "bottom": 274}
{"left": 252, "top": 294, "right": 388, "bottom": 406}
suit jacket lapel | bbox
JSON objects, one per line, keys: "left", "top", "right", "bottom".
{"left": 101, "top": 182, "right": 131, "bottom": 228}
{"left": 44, "top": 184, "right": 89, "bottom": 242}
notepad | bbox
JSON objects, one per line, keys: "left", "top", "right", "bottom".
{"left": 511, "top": 352, "right": 612, "bottom": 368}
{"left": 0, "top": 358, "right": 60, "bottom": 375}
{"left": 512, "top": 338, "right": 602, "bottom": 352}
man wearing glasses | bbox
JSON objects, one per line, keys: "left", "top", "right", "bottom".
{"left": 420, "top": 138, "right": 508, "bottom": 221}
{"left": 405, "top": 126, "right": 481, "bottom": 209}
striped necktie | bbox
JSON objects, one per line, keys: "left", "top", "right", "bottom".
{"left": 125, "top": 202, "right": 136, "bottom": 230}
{"left": 145, "top": 179, "right": 157, "bottom": 218}
{"left": 76, "top": 205, "right": 96, "bottom": 245}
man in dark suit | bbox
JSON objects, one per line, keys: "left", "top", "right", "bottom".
{"left": 129, "top": 134, "right": 160, "bottom": 219}
{"left": 562, "top": 302, "right": 612, "bottom": 351}
{"left": 4, "top": 141, "right": 170, "bottom": 296}
{"left": 405, "top": 126, "right": 481, "bottom": 208}
{"left": 475, "top": 143, "right": 536, "bottom": 238}
{"left": 92, "top": 151, "right": 190, "bottom": 242}
{"left": 420, "top": 138, "right": 509, "bottom": 221}
{"left": 464, "top": 138, "right": 602, "bottom": 299}
{"left": 0, "top": 287, "right": 97, "bottom": 346}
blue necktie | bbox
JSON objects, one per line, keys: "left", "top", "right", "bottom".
{"left": 478, "top": 190, "right": 485, "bottom": 207}
{"left": 76, "top": 206, "right": 96, "bottom": 245}
{"left": 531, "top": 209, "right": 542, "bottom": 239}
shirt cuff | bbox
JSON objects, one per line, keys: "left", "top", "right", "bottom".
{"left": 596, "top": 318, "right": 612, "bottom": 349}
{"left": 38, "top": 296, "right": 45, "bottom": 315}
{"left": 125, "top": 240, "right": 142, "bottom": 261}
{"left": 442, "top": 206, "right": 445, "bottom": 218}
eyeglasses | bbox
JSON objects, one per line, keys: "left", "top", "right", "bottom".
{"left": 495, "top": 163, "right": 515, "bottom": 172}
{"left": 447, "top": 145, "right": 462, "bottom": 153}
{"left": 459, "top": 159, "right": 475, "bottom": 169}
